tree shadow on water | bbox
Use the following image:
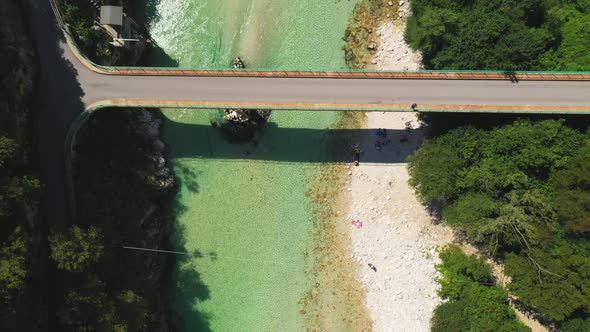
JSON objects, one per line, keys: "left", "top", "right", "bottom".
{"left": 174, "top": 257, "right": 212, "bottom": 332}
{"left": 170, "top": 208, "right": 213, "bottom": 332}
{"left": 174, "top": 162, "right": 201, "bottom": 193}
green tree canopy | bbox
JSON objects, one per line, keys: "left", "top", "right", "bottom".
{"left": 505, "top": 246, "right": 590, "bottom": 322}
{"left": 552, "top": 143, "right": 590, "bottom": 235}
{"left": 408, "top": 119, "right": 590, "bottom": 323}
{"left": 406, "top": 0, "right": 590, "bottom": 70}
{"left": 60, "top": 281, "right": 148, "bottom": 332}
{"left": 0, "top": 227, "right": 28, "bottom": 317}
{"left": 432, "top": 245, "right": 529, "bottom": 331}
{"left": 49, "top": 226, "right": 104, "bottom": 273}
{"left": 0, "top": 136, "right": 18, "bottom": 169}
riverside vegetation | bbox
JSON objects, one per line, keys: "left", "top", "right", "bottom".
{"left": 57, "top": 108, "right": 181, "bottom": 331}
{"left": 408, "top": 117, "right": 590, "bottom": 330}
{"left": 398, "top": 0, "right": 590, "bottom": 330}
{"left": 57, "top": 0, "right": 113, "bottom": 63}
{"left": 432, "top": 245, "right": 529, "bottom": 332}
{"left": 405, "top": 0, "right": 590, "bottom": 70}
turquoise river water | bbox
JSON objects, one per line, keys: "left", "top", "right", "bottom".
{"left": 145, "top": 0, "right": 358, "bottom": 330}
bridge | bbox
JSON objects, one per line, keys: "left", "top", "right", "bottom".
{"left": 70, "top": 37, "right": 590, "bottom": 113}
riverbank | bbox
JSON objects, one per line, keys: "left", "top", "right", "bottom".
{"left": 345, "top": 112, "right": 454, "bottom": 331}
{"left": 303, "top": 112, "right": 372, "bottom": 331}
{"left": 372, "top": 2, "right": 422, "bottom": 70}
{"left": 341, "top": 1, "right": 449, "bottom": 330}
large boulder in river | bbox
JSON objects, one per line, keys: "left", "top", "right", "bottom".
{"left": 220, "top": 109, "right": 271, "bottom": 143}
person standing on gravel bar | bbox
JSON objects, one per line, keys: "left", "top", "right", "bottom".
{"left": 368, "top": 263, "right": 377, "bottom": 272}
{"left": 353, "top": 144, "right": 361, "bottom": 166}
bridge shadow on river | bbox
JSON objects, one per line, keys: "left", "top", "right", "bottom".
{"left": 164, "top": 119, "right": 424, "bottom": 165}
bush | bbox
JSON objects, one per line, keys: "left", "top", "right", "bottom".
{"left": 561, "top": 318, "right": 590, "bottom": 332}
{"left": 432, "top": 245, "right": 529, "bottom": 331}
{"left": 49, "top": 226, "right": 104, "bottom": 273}
{"left": 0, "top": 228, "right": 29, "bottom": 316}
{"left": 58, "top": 0, "right": 112, "bottom": 63}
{"left": 551, "top": 143, "right": 590, "bottom": 235}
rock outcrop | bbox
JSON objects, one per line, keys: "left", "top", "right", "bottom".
{"left": 220, "top": 109, "right": 271, "bottom": 143}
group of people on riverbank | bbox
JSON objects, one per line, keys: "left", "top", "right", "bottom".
{"left": 352, "top": 123, "right": 414, "bottom": 165}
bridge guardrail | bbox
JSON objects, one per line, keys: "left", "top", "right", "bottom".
{"left": 87, "top": 55, "right": 590, "bottom": 81}
{"left": 91, "top": 67, "right": 590, "bottom": 80}
{"left": 85, "top": 100, "right": 590, "bottom": 115}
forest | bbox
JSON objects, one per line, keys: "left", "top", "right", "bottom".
{"left": 0, "top": 0, "right": 44, "bottom": 329}
{"left": 408, "top": 118, "right": 590, "bottom": 330}
{"left": 54, "top": 108, "right": 181, "bottom": 331}
{"left": 406, "top": 0, "right": 590, "bottom": 70}
{"left": 405, "top": 1, "right": 590, "bottom": 329}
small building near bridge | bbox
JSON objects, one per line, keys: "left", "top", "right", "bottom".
{"left": 100, "top": 5, "right": 123, "bottom": 26}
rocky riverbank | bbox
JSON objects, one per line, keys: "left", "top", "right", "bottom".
{"left": 341, "top": 1, "right": 444, "bottom": 331}
{"left": 342, "top": 2, "right": 546, "bottom": 331}
{"left": 343, "top": 0, "right": 399, "bottom": 68}
{"left": 343, "top": 0, "right": 422, "bottom": 70}
{"left": 372, "top": 3, "right": 422, "bottom": 70}
{"left": 345, "top": 113, "right": 453, "bottom": 331}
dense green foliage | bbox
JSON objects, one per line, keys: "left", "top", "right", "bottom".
{"left": 552, "top": 144, "right": 590, "bottom": 234}
{"left": 58, "top": 0, "right": 112, "bottom": 62}
{"left": 0, "top": 228, "right": 29, "bottom": 316}
{"left": 406, "top": 0, "right": 590, "bottom": 70}
{"left": 561, "top": 318, "right": 590, "bottom": 332}
{"left": 431, "top": 245, "right": 529, "bottom": 332}
{"left": 50, "top": 109, "right": 182, "bottom": 331}
{"left": 408, "top": 119, "right": 590, "bottom": 326}
{"left": 49, "top": 226, "right": 104, "bottom": 273}
{"left": 59, "top": 278, "right": 148, "bottom": 332}
{"left": 0, "top": 2, "right": 43, "bottom": 328}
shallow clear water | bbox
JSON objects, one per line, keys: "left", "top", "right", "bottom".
{"left": 145, "top": 0, "right": 356, "bottom": 330}
{"left": 147, "top": 0, "right": 356, "bottom": 69}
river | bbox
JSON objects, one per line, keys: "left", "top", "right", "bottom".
{"left": 144, "top": 0, "right": 361, "bottom": 330}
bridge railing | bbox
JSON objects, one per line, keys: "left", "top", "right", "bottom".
{"left": 90, "top": 65, "right": 590, "bottom": 80}
{"left": 48, "top": 0, "right": 65, "bottom": 29}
